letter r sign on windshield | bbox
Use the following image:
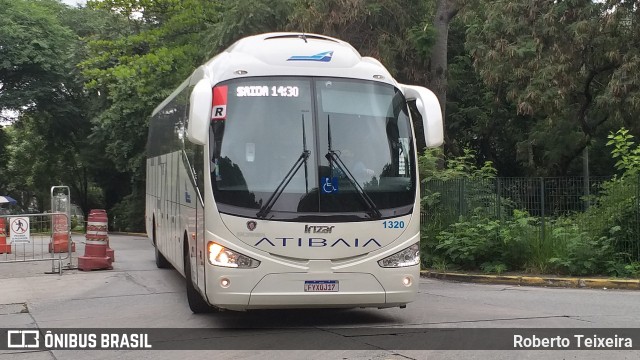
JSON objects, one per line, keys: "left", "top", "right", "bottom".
{"left": 212, "top": 85, "right": 228, "bottom": 121}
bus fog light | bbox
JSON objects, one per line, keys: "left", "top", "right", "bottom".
{"left": 220, "top": 278, "right": 231, "bottom": 288}
{"left": 402, "top": 276, "right": 413, "bottom": 287}
{"left": 207, "top": 242, "right": 260, "bottom": 268}
{"left": 378, "top": 243, "right": 420, "bottom": 268}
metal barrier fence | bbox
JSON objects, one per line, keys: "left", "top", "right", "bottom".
{"left": 0, "top": 213, "right": 73, "bottom": 274}
{"left": 421, "top": 176, "right": 640, "bottom": 261}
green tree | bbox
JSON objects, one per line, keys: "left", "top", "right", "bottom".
{"left": 0, "top": 0, "right": 100, "bottom": 211}
{"left": 4, "top": 118, "right": 57, "bottom": 210}
{"left": 445, "top": 17, "right": 531, "bottom": 174}
{"left": 464, "top": 0, "right": 640, "bottom": 175}
{"left": 81, "top": 0, "right": 295, "bottom": 230}
{"left": 0, "top": 0, "right": 76, "bottom": 112}
{"left": 80, "top": 2, "right": 193, "bottom": 229}
{"left": 289, "top": 0, "right": 431, "bottom": 85}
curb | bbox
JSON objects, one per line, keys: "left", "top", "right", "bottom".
{"left": 420, "top": 270, "right": 640, "bottom": 290}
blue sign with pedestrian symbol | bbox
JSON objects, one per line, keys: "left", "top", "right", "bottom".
{"left": 321, "top": 177, "right": 338, "bottom": 194}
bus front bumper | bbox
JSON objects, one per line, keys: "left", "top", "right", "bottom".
{"left": 205, "top": 271, "right": 417, "bottom": 311}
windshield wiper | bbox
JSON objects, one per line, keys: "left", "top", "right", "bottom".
{"left": 325, "top": 115, "right": 382, "bottom": 219}
{"left": 257, "top": 115, "right": 310, "bottom": 219}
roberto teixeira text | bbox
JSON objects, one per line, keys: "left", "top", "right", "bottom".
{"left": 514, "top": 334, "right": 633, "bottom": 349}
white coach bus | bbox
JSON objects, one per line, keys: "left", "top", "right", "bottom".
{"left": 146, "top": 32, "right": 443, "bottom": 313}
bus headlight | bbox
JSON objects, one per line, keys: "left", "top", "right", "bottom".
{"left": 207, "top": 242, "right": 260, "bottom": 268}
{"left": 377, "top": 243, "right": 420, "bottom": 268}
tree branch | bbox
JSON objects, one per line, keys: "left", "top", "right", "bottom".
{"left": 577, "top": 62, "right": 618, "bottom": 136}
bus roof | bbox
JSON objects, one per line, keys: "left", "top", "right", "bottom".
{"left": 152, "top": 33, "right": 399, "bottom": 117}
{"left": 199, "top": 32, "right": 396, "bottom": 86}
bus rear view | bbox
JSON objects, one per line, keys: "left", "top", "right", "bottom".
{"left": 146, "top": 33, "right": 443, "bottom": 313}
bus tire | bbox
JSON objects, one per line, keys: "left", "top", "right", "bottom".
{"left": 153, "top": 219, "right": 171, "bottom": 269}
{"left": 155, "top": 246, "right": 170, "bottom": 269}
{"left": 184, "top": 241, "right": 213, "bottom": 313}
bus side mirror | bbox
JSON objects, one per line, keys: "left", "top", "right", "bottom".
{"left": 186, "top": 78, "right": 212, "bottom": 145}
{"left": 401, "top": 85, "right": 444, "bottom": 148}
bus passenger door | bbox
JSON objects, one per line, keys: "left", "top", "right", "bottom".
{"left": 196, "top": 192, "right": 204, "bottom": 291}
{"left": 183, "top": 139, "right": 206, "bottom": 292}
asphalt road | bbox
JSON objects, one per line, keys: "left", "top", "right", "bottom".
{"left": 1, "top": 234, "right": 639, "bottom": 359}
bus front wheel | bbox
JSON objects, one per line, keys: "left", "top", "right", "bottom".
{"left": 184, "top": 241, "right": 213, "bottom": 313}
{"left": 153, "top": 219, "right": 170, "bottom": 269}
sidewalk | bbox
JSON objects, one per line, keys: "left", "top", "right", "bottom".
{"left": 420, "top": 270, "right": 640, "bottom": 290}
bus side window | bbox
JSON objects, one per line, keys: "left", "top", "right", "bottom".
{"left": 185, "top": 140, "right": 204, "bottom": 201}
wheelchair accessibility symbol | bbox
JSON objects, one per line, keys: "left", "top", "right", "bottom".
{"left": 321, "top": 177, "right": 338, "bottom": 194}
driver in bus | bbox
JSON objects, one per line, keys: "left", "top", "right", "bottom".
{"left": 334, "top": 147, "right": 376, "bottom": 184}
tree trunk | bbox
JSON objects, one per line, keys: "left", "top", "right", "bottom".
{"left": 430, "top": 0, "right": 462, "bottom": 146}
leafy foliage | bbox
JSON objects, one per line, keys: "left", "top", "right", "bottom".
{"left": 546, "top": 220, "right": 616, "bottom": 276}
{"left": 0, "top": 0, "right": 76, "bottom": 112}
{"left": 607, "top": 128, "right": 640, "bottom": 174}
{"left": 109, "top": 191, "right": 145, "bottom": 232}
{"left": 429, "top": 209, "right": 535, "bottom": 272}
{"left": 420, "top": 149, "right": 505, "bottom": 269}
{"left": 426, "top": 200, "right": 638, "bottom": 276}
{"left": 0, "top": 0, "right": 110, "bottom": 213}
{"left": 78, "top": 0, "right": 302, "bottom": 230}
{"left": 419, "top": 147, "right": 496, "bottom": 181}
{"left": 288, "top": 0, "right": 432, "bottom": 84}
{"left": 419, "top": 148, "right": 498, "bottom": 216}
{"left": 464, "top": 0, "right": 640, "bottom": 175}
{"left": 423, "top": 134, "right": 640, "bottom": 277}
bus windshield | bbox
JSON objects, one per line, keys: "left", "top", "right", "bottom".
{"left": 210, "top": 77, "right": 415, "bottom": 221}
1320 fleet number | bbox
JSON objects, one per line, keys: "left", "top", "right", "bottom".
{"left": 383, "top": 220, "right": 405, "bottom": 229}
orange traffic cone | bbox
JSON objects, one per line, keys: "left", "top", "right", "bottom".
{"left": 89, "top": 210, "right": 114, "bottom": 262}
{"left": 49, "top": 214, "right": 75, "bottom": 253}
{"left": 78, "top": 209, "right": 113, "bottom": 271}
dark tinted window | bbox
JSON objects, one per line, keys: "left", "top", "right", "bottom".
{"left": 210, "top": 77, "right": 415, "bottom": 220}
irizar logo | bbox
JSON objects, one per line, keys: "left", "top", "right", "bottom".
{"left": 304, "top": 225, "right": 334, "bottom": 234}
{"left": 254, "top": 237, "right": 382, "bottom": 248}
{"left": 287, "top": 51, "right": 334, "bottom": 62}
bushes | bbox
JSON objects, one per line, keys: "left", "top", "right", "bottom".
{"left": 545, "top": 219, "right": 616, "bottom": 276}
{"left": 431, "top": 210, "right": 534, "bottom": 270}
{"left": 420, "top": 132, "right": 640, "bottom": 277}
{"left": 434, "top": 214, "right": 501, "bottom": 269}
{"left": 423, "top": 209, "right": 636, "bottom": 276}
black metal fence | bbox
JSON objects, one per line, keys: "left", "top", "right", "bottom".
{"left": 421, "top": 176, "right": 640, "bottom": 262}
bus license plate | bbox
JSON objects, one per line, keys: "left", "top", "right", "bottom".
{"left": 304, "top": 280, "right": 339, "bottom": 292}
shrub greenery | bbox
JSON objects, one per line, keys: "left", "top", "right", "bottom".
{"left": 420, "top": 130, "right": 640, "bottom": 278}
